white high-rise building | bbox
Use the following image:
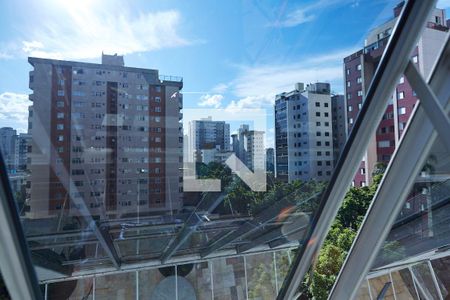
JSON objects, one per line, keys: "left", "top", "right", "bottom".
{"left": 275, "top": 83, "right": 334, "bottom": 182}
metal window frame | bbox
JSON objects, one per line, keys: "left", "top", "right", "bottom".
{"left": 277, "top": 1, "right": 438, "bottom": 299}
{"left": 329, "top": 31, "right": 449, "bottom": 299}
{"left": 0, "top": 150, "right": 43, "bottom": 299}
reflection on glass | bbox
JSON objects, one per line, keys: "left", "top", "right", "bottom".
{"left": 391, "top": 269, "right": 418, "bottom": 300}
{"left": 275, "top": 250, "right": 291, "bottom": 292}
{"left": 368, "top": 274, "right": 395, "bottom": 300}
{"left": 179, "top": 262, "right": 212, "bottom": 300}
{"left": 47, "top": 278, "right": 93, "bottom": 300}
{"left": 139, "top": 267, "right": 168, "bottom": 299}
{"left": 94, "top": 272, "right": 135, "bottom": 299}
{"left": 431, "top": 257, "right": 450, "bottom": 299}
{"left": 211, "top": 257, "right": 246, "bottom": 300}
{"left": 411, "top": 263, "right": 441, "bottom": 300}
{"left": 246, "top": 253, "right": 276, "bottom": 300}
{"left": 354, "top": 279, "right": 371, "bottom": 300}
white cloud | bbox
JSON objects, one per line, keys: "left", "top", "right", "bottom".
{"left": 224, "top": 47, "right": 355, "bottom": 111}
{"left": 0, "top": 92, "right": 31, "bottom": 133}
{"left": 272, "top": 0, "right": 353, "bottom": 28}
{"left": 3, "top": 1, "right": 190, "bottom": 60}
{"left": 198, "top": 94, "right": 224, "bottom": 108}
{"left": 211, "top": 83, "right": 229, "bottom": 94}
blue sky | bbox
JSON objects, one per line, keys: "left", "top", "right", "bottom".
{"left": 0, "top": 0, "right": 449, "bottom": 146}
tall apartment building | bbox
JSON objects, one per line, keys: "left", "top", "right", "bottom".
{"left": 17, "top": 133, "right": 31, "bottom": 171}
{"left": 343, "top": 2, "right": 448, "bottom": 186}
{"left": 275, "top": 82, "right": 334, "bottom": 182}
{"left": 0, "top": 127, "right": 18, "bottom": 172}
{"left": 266, "top": 148, "right": 275, "bottom": 174}
{"left": 27, "top": 54, "right": 183, "bottom": 218}
{"left": 187, "top": 117, "right": 230, "bottom": 162}
{"left": 331, "top": 95, "right": 347, "bottom": 164}
{"left": 231, "top": 124, "right": 265, "bottom": 171}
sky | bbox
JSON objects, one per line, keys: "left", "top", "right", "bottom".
{"left": 0, "top": 0, "right": 449, "bottom": 146}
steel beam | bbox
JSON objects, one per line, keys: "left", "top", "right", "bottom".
{"left": 90, "top": 222, "right": 121, "bottom": 269}
{"left": 0, "top": 150, "right": 43, "bottom": 299}
{"left": 329, "top": 29, "right": 450, "bottom": 300}
{"left": 278, "top": 1, "right": 439, "bottom": 299}
{"left": 404, "top": 60, "right": 450, "bottom": 151}
{"left": 160, "top": 193, "right": 226, "bottom": 262}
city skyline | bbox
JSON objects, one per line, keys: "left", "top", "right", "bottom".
{"left": 2, "top": 0, "right": 449, "bottom": 139}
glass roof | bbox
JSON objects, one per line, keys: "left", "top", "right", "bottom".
{"left": 0, "top": 1, "right": 448, "bottom": 299}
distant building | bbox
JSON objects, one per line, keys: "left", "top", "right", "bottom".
{"left": 17, "top": 133, "right": 31, "bottom": 171}
{"left": 343, "top": 3, "right": 448, "bottom": 186}
{"left": 275, "top": 82, "right": 334, "bottom": 182}
{"left": 231, "top": 124, "right": 265, "bottom": 171}
{"left": 188, "top": 117, "right": 230, "bottom": 162}
{"left": 0, "top": 127, "right": 18, "bottom": 173}
{"left": 266, "top": 148, "right": 275, "bottom": 173}
{"left": 27, "top": 54, "right": 183, "bottom": 218}
{"left": 331, "top": 95, "right": 346, "bottom": 164}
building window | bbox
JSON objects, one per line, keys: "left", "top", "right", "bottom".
{"left": 398, "top": 107, "right": 406, "bottom": 115}
{"left": 315, "top": 102, "right": 320, "bottom": 107}
{"left": 324, "top": 122, "right": 329, "bottom": 127}
{"left": 155, "top": 86, "right": 161, "bottom": 92}
{"left": 357, "top": 64, "right": 362, "bottom": 71}
{"left": 398, "top": 91, "right": 405, "bottom": 99}
{"left": 324, "top": 103, "right": 329, "bottom": 107}
{"left": 347, "top": 93, "right": 352, "bottom": 100}
{"left": 347, "top": 81, "right": 351, "bottom": 87}
{"left": 412, "top": 55, "right": 418, "bottom": 63}
{"left": 348, "top": 105, "right": 353, "bottom": 112}
{"left": 349, "top": 118, "right": 354, "bottom": 124}
{"left": 360, "top": 168, "right": 365, "bottom": 175}
{"left": 378, "top": 140, "right": 391, "bottom": 148}
{"left": 317, "top": 151, "right": 322, "bottom": 156}
{"left": 357, "top": 77, "right": 362, "bottom": 84}
{"left": 57, "top": 135, "right": 64, "bottom": 142}
{"left": 357, "top": 90, "right": 363, "bottom": 97}
{"left": 399, "top": 76, "right": 404, "bottom": 84}
{"left": 358, "top": 103, "right": 362, "bottom": 109}
{"left": 316, "top": 141, "right": 321, "bottom": 146}
{"left": 57, "top": 90, "right": 65, "bottom": 96}
{"left": 315, "top": 112, "right": 320, "bottom": 117}
{"left": 316, "top": 122, "right": 321, "bottom": 126}
{"left": 399, "top": 122, "right": 406, "bottom": 130}
{"left": 155, "top": 107, "right": 161, "bottom": 112}
{"left": 57, "top": 112, "right": 64, "bottom": 119}
{"left": 316, "top": 132, "right": 321, "bottom": 136}
{"left": 57, "top": 124, "right": 64, "bottom": 130}
{"left": 346, "top": 69, "right": 350, "bottom": 75}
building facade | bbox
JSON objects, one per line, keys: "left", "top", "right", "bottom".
{"left": 232, "top": 124, "right": 265, "bottom": 171}
{"left": 266, "top": 148, "right": 275, "bottom": 174}
{"left": 331, "top": 95, "right": 347, "bottom": 164}
{"left": 0, "top": 127, "right": 18, "bottom": 173}
{"left": 275, "top": 83, "right": 334, "bottom": 182}
{"left": 27, "top": 54, "right": 183, "bottom": 218}
{"left": 343, "top": 3, "right": 448, "bottom": 187}
{"left": 187, "top": 117, "right": 230, "bottom": 163}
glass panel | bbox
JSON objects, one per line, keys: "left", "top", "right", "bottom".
{"left": 94, "top": 272, "right": 136, "bottom": 299}
{"left": 355, "top": 280, "right": 371, "bottom": 300}
{"left": 391, "top": 269, "right": 418, "bottom": 300}
{"left": 431, "top": 257, "right": 450, "bottom": 299}
{"left": 368, "top": 274, "right": 395, "bottom": 300}
{"left": 246, "top": 253, "right": 276, "bottom": 300}
{"left": 211, "top": 256, "right": 246, "bottom": 300}
{"left": 178, "top": 262, "right": 212, "bottom": 300}
{"left": 139, "top": 267, "right": 176, "bottom": 299}
{"left": 275, "top": 250, "right": 291, "bottom": 292}
{"left": 0, "top": 0, "right": 444, "bottom": 299}
{"left": 47, "top": 278, "right": 94, "bottom": 300}
{"left": 411, "top": 263, "right": 441, "bottom": 300}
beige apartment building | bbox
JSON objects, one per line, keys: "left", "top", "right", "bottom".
{"left": 27, "top": 54, "right": 183, "bottom": 219}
